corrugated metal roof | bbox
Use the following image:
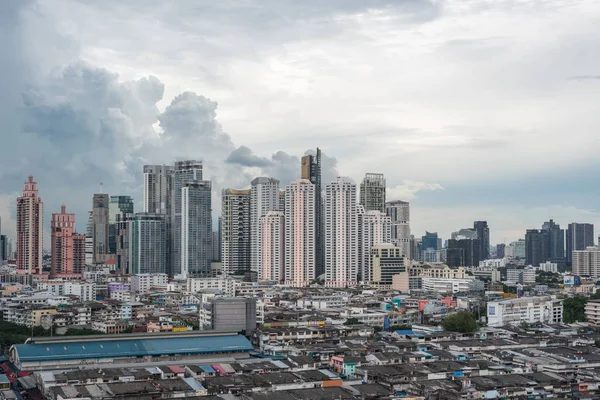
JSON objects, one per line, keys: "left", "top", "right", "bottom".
{"left": 14, "top": 334, "right": 253, "bottom": 362}
{"left": 199, "top": 365, "right": 216, "bottom": 373}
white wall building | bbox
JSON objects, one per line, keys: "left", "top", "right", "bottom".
{"left": 572, "top": 246, "right": 600, "bottom": 278}
{"left": 325, "top": 177, "right": 358, "bottom": 287}
{"left": 386, "top": 200, "right": 410, "bottom": 257}
{"left": 131, "top": 273, "right": 168, "bottom": 293}
{"left": 37, "top": 281, "right": 96, "bottom": 302}
{"left": 284, "top": 179, "right": 315, "bottom": 286}
{"left": 487, "top": 296, "right": 563, "bottom": 327}
{"left": 538, "top": 261, "right": 558, "bottom": 273}
{"left": 186, "top": 277, "right": 236, "bottom": 296}
{"left": 260, "top": 211, "right": 285, "bottom": 281}
{"left": 421, "top": 277, "right": 474, "bottom": 294}
{"left": 357, "top": 207, "right": 391, "bottom": 282}
{"left": 250, "top": 178, "right": 280, "bottom": 279}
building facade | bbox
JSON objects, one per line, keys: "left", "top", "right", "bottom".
{"left": 284, "top": 179, "right": 315, "bottom": 286}
{"left": 171, "top": 160, "right": 203, "bottom": 277}
{"left": 180, "top": 180, "right": 212, "bottom": 279}
{"left": 92, "top": 194, "right": 111, "bottom": 263}
{"left": 128, "top": 213, "right": 167, "bottom": 275}
{"left": 370, "top": 244, "right": 406, "bottom": 289}
{"left": 359, "top": 173, "right": 386, "bottom": 213}
{"left": 199, "top": 297, "right": 257, "bottom": 333}
{"left": 50, "top": 205, "right": 86, "bottom": 278}
{"left": 474, "top": 221, "right": 490, "bottom": 260}
{"left": 259, "top": 211, "right": 285, "bottom": 281}
{"left": 325, "top": 177, "right": 358, "bottom": 287}
{"left": 385, "top": 200, "right": 410, "bottom": 258}
{"left": 108, "top": 195, "right": 134, "bottom": 255}
{"left": 16, "top": 175, "right": 44, "bottom": 275}
{"left": 542, "top": 219, "right": 565, "bottom": 264}
{"left": 301, "top": 148, "right": 323, "bottom": 277}
{"left": 250, "top": 177, "right": 280, "bottom": 280}
{"left": 567, "top": 223, "right": 595, "bottom": 266}
{"left": 143, "top": 164, "right": 174, "bottom": 214}
{"left": 525, "top": 229, "right": 548, "bottom": 267}
{"left": 221, "top": 189, "right": 251, "bottom": 277}
{"left": 487, "top": 296, "right": 563, "bottom": 327}
{"left": 572, "top": 246, "right": 600, "bottom": 278}
{"left": 357, "top": 207, "right": 391, "bottom": 282}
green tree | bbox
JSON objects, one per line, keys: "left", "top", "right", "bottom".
{"left": 563, "top": 296, "right": 587, "bottom": 323}
{"left": 344, "top": 318, "right": 360, "bottom": 325}
{"left": 441, "top": 311, "right": 479, "bottom": 333}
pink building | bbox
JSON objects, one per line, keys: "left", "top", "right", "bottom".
{"left": 260, "top": 211, "right": 284, "bottom": 281}
{"left": 16, "top": 175, "right": 44, "bottom": 275}
{"left": 284, "top": 179, "right": 315, "bottom": 287}
{"left": 50, "top": 204, "right": 86, "bottom": 278}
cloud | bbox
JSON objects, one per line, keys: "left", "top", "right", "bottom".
{"left": 569, "top": 75, "right": 600, "bottom": 81}
{"left": 226, "top": 146, "right": 273, "bottom": 168}
{"left": 387, "top": 180, "right": 445, "bottom": 202}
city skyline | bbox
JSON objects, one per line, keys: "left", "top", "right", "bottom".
{"left": 2, "top": 1, "right": 600, "bottom": 246}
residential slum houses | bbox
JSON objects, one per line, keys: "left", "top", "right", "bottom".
{"left": 4, "top": 323, "right": 600, "bottom": 399}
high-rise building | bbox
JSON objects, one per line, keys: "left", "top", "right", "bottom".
{"left": 542, "top": 219, "right": 565, "bottom": 264}
{"left": 370, "top": 244, "right": 407, "bottom": 289}
{"left": 284, "top": 179, "right": 315, "bottom": 286}
{"left": 85, "top": 212, "right": 93, "bottom": 265}
{"left": 357, "top": 206, "right": 391, "bottom": 282}
{"left": 109, "top": 195, "right": 134, "bottom": 254}
{"left": 92, "top": 193, "right": 110, "bottom": 263}
{"left": 0, "top": 235, "right": 7, "bottom": 262}
{"left": 259, "top": 211, "right": 284, "bottom": 281}
{"left": 127, "top": 213, "right": 167, "bottom": 275}
{"left": 496, "top": 243, "right": 506, "bottom": 258}
{"left": 301, "top": 148, "right": 323, "bottom": 277}
{"left": 16, "top": 175, "right": 44, "bottom": 275}
{"left": 143, "top": 165, "right": 174, "bottom": 214}
{"left": 572, "top": 246, "right": 600, "bottom": 278}
{"left": 212, "top": 231, "right": 220, "bottom": 262}
{"left": 50, "top": 205, "right": 86, "bottom": 278}
{"left": 359, "top": 173, "right": 386, "bottom": 213}
{"left": 474, "top": 221, "right": 490, "bottom": 260}
{"left": 447, "top": 238, "right": 481, "bottom": 267}
{"left": 566, "top": 223, "right": 595, "bottom": 266}
{"left": 250, "top": 177, "right": 280, "bottom": 280}
{"left": 180, "top": 180, "right": 212, "bottom": 279}
{"left": 171, "top": 160, "right": 203, "bottom": 277}
{"left": 325, "top": 177, "right": 358, "bottom": 287}
{"left": 221, "top": 189, "right": 251, "bottom": 277}
{"left": 422, "top": 231, "right": 439, "bottom": 251}
{"left": 386, "top": 200, "right": 410, "bottom": 257}
{"left": 525, "top": 229, "right": 548, "bottom": 267}
{"left": 451, "top": 228, "right": 477, "bottom": 240}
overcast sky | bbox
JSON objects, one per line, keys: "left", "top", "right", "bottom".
{"left": 1, "top": 0, "right": 600, "bottom": 245}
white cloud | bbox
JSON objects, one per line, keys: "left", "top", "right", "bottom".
{"left": 387, "top": 180, "right": 445, "bottom": 201}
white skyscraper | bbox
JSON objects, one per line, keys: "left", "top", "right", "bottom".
{"left": 259, "top": 211, "right": 285, "bottom": 281}
{"left": 357, "top": 206, "right": 392, "bottom": 282}
{"left": 143, "top": 165, "right": 174, "bottom": 214}
{"left": 285, "top": 179, "right": 315, "bottom": 286}
{"left": 179, "top": 180, "right": 212, "bottom": 279}
{"left": 171, "top": 160, "right": 203, "bottom": 277}
{"left": 221, "top": 189, "right": 251, "bottom": 277}
{"left": 325, "top": 177, "right": 358, "bottom": 288}
{"left": 386, "top": 200, "right": 411, "bottom": 257}
{"left": 250, "top": 177, "right": 280, "bottom": 280}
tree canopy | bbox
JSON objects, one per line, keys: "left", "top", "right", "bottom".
{"left": 441, "top": 311, "right": 479, "bottom": 333}
{"left": 563, "top": 296, "right": 587, "bottom": 323}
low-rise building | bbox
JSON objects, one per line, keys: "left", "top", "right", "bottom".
{"left": 487, "top": 296, "right": 563, "bottom": 327}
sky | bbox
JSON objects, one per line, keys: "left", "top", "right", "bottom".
{"left": 1, "top": 0, "right": 600, "bottom": 246}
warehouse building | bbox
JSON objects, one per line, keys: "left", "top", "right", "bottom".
{"left": 10, "top": 330, "right": 253, "bottom": 371}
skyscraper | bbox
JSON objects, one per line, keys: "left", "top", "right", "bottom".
{"left": 566, "top": 223, "right": 595, "bottom": 266}
{"left": 473, "top": 221, "right": 490, "bottom": 260}
{"left": 143, "top": 165, "right": 174, "bottom": 214}
{"left": 17, "top": 175, "right": 43, "bottom": 275}
{"left": 50, "top": 205, "right": 86, "bottom": 278}
{"left": 92, "top": 193, "right": 111, "bottom": 263}
{"left": 542, "top": 219, "right": 565, "bottom": 264}
{"left": 447, "top": 238, "right": 481, "bottom": 267}
{"left": 109, "top": 195, "right": 134, "bottom": 254}
{"left": 386, "top": 200, "right": 410, "bottom": 257}
{"left": 325, "top": 177, "right": 358, "bottom": 287}
{"left": 285, "top": 179, "right": 315, "bottom": 286}
{"left": 525, "top": 229, "right": 548, "bottom": 267}
{"left": 357, "top": 206, "right": 391, "bottom": 282}
{"left": 360, "top": 173, "right": 386, "bottom": 213}
{"left": 85, "top": 212, "right": 93, "bottom": 265}
{"left": 250, "top": 177, "right": 280, "bottom": 280}
{"left": 260, "top": 211, "right": 285, "bottom": 281}
{"left": 422, "top": 231, "right": 439, "bottom": 251}
{"left": 572, "top": 246, "right": 600, "bottom": 278}
{"left": 221, "top": 189, "right": 251, "bottom": 277}
{"left": 180, "top": 180, "right": 212, "bottom": 279}
{"left": 127, "top": 213, "right": 167, "bottom": 275}
{"left": 301, "top": 148, "right": 323, "bottom": 277}
{"left": 171, "top": 160, "right": 203, "bottom": 277}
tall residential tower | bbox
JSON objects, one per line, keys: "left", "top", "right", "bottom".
{"left": 360, "top": 173, "right": 386, "bottom": 213}
{"left": 50, "top": 205, "right": 86, "bottom": 278}
{"left": 250, "top": 177, "right": 280, "bottom": 280}
{"left": 301, "top": 148, "right": 323, "bottom": 277}
{"left": 16, "top": 175, "right": 44, "bottom": 275}
{"left": 285, "top": 179, "right": 315, "bottom": 286}
{"left": 385, "top": 200, "right": 410, "bottom": 257}
{"left": 221, "top": 189, "right": 251, "bottom": 276}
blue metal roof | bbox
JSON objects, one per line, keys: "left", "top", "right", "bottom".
{"left": 13, "top": 334, "right": 253, "bottom": 362}
{"left": 199, "top": 365, "right": 216, "bottom": 373}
